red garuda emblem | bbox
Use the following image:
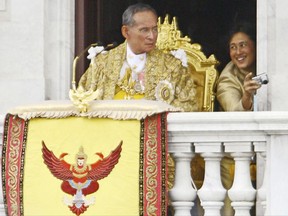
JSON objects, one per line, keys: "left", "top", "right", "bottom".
{"left": 42, "top": 140, "right": 122, "bottom": 216}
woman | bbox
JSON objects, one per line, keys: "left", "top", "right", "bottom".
{"left": 216, "top": 22, "right": 260, "bottom": 111}
{"left": 217, "top": 22, "right": 258, "bottom": 216}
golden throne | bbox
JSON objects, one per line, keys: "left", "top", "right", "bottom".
{"left": 156, "top": 15, "right": 219, "bottom": 112}
{"left": 157, "top": 15, "right": 219, "bottom": 191}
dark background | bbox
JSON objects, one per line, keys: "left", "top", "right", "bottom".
{"left": 75, "top": 0, "right": 256, "bottom": 82}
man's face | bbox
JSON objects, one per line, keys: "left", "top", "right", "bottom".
{"left": 229, "top": 32, "right": 256, "bottom": 72}
{"left": 122, "top": 11, "right": 158, "bottom": 54}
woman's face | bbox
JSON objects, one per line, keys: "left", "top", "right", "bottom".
{"left": 229, "top": 32, "right": 256, "bottom": 72}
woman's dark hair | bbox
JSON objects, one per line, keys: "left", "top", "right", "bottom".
{"left": 228, "top": 22, "right": 256, "bottom": 44}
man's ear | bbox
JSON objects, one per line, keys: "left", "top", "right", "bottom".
{"left": 121, "top": 25, "right": 129, "bottom": 39}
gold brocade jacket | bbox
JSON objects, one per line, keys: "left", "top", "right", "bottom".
{"left": 78, "top": 42, "right": 197, "bottom": 112}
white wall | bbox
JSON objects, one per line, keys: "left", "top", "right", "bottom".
{"left": 271, "top": 0, "right": 288, "bottom": 110}
{"left": 0, "top": 0, "right": 45, "bottom": 114}
{"left": 0, "top": 0, "right": 74, "bottom": 114}
{"left": 255, "top": 0, "right": 288, "bottom": 111}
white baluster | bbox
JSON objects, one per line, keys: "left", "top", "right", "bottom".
{"left": 169, "top": 152, "right": 197, "bottom": 216}
{"left": 257, "top": 152, "right": 267, "bottom": 214}
{"left": 198, "top": 152, "right": 226, "bottom": 216}
{"left": 254, "top": 141, "right": 267, "bottom": 215}
{"left": 228, "top": 152, "right": 256, "bottom": 216}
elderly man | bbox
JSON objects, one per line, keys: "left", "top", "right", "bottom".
{"left": 78, "top": 3, "right": 197, "bottom": 112}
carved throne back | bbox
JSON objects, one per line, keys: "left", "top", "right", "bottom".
{"left": 156, "top": 15, "right": 219, "bottom": 112}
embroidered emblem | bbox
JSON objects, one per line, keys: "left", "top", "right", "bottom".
{"left": 155, "top": 80, "right": 175, "bottom": 103}
{"left": 42, "top": 140, "right": 122, "bottom": 216}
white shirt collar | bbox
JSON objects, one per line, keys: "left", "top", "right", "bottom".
{"left": 126, "top": 44, "right": 146, "bottom": 73}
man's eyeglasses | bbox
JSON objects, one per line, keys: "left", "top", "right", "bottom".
{"left": 132, "top": 26, "right": 158, "bottom": 36}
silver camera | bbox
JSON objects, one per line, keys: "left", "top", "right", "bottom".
{"left": 252, "top": 73, "right": 269, "bottom": 85}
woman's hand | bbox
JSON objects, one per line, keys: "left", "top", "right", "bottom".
{"left": 242, "top": 72, "right": 261, "bottom": 110}
{"left": 243, "top": 72, "right": 261, "bottom": 95}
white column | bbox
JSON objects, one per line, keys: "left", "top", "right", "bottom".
{"left": 169, "top": 143, "right": 197, "bottom": 216}
{"left": 228, "top": 152, "right": 256, "bottom": 216}
{"left": 198, "top": 153, "right": 226, "bottom": 216}
{"left": 44, "top": 0, "right": 75, "bottom": 101}
{"left": 195, "top": 142, "right": 226, "bottom": 216}
{"left": 266, "top": 135, "right": 288, "bottom": 215}
{"left": 224, "top": 141, "right": 256, "bottom": 216}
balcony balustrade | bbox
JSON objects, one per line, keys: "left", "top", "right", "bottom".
{"left": 168, "top": 111, "right": 288, "bottom": 216}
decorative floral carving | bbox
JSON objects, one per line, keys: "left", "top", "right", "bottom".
{"left": 87, "top": 46, "right": 107, "bottom": 60}
{"left": 170, "top": 49, "right": 188, "bottom": 67}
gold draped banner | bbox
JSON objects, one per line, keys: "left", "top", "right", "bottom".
{"left": 2, "top": 111, "right": 168, "bottom": 216}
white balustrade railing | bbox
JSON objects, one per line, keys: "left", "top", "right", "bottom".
{"left": 1, "top": 111, "right": 288, "bottom": 216}
{"left": 168, "top": 111, "right": 288, "bottom": 216}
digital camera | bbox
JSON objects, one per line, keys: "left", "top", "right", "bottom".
{"left": 252, "top": 73, "right": 269, "bottom": 85}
